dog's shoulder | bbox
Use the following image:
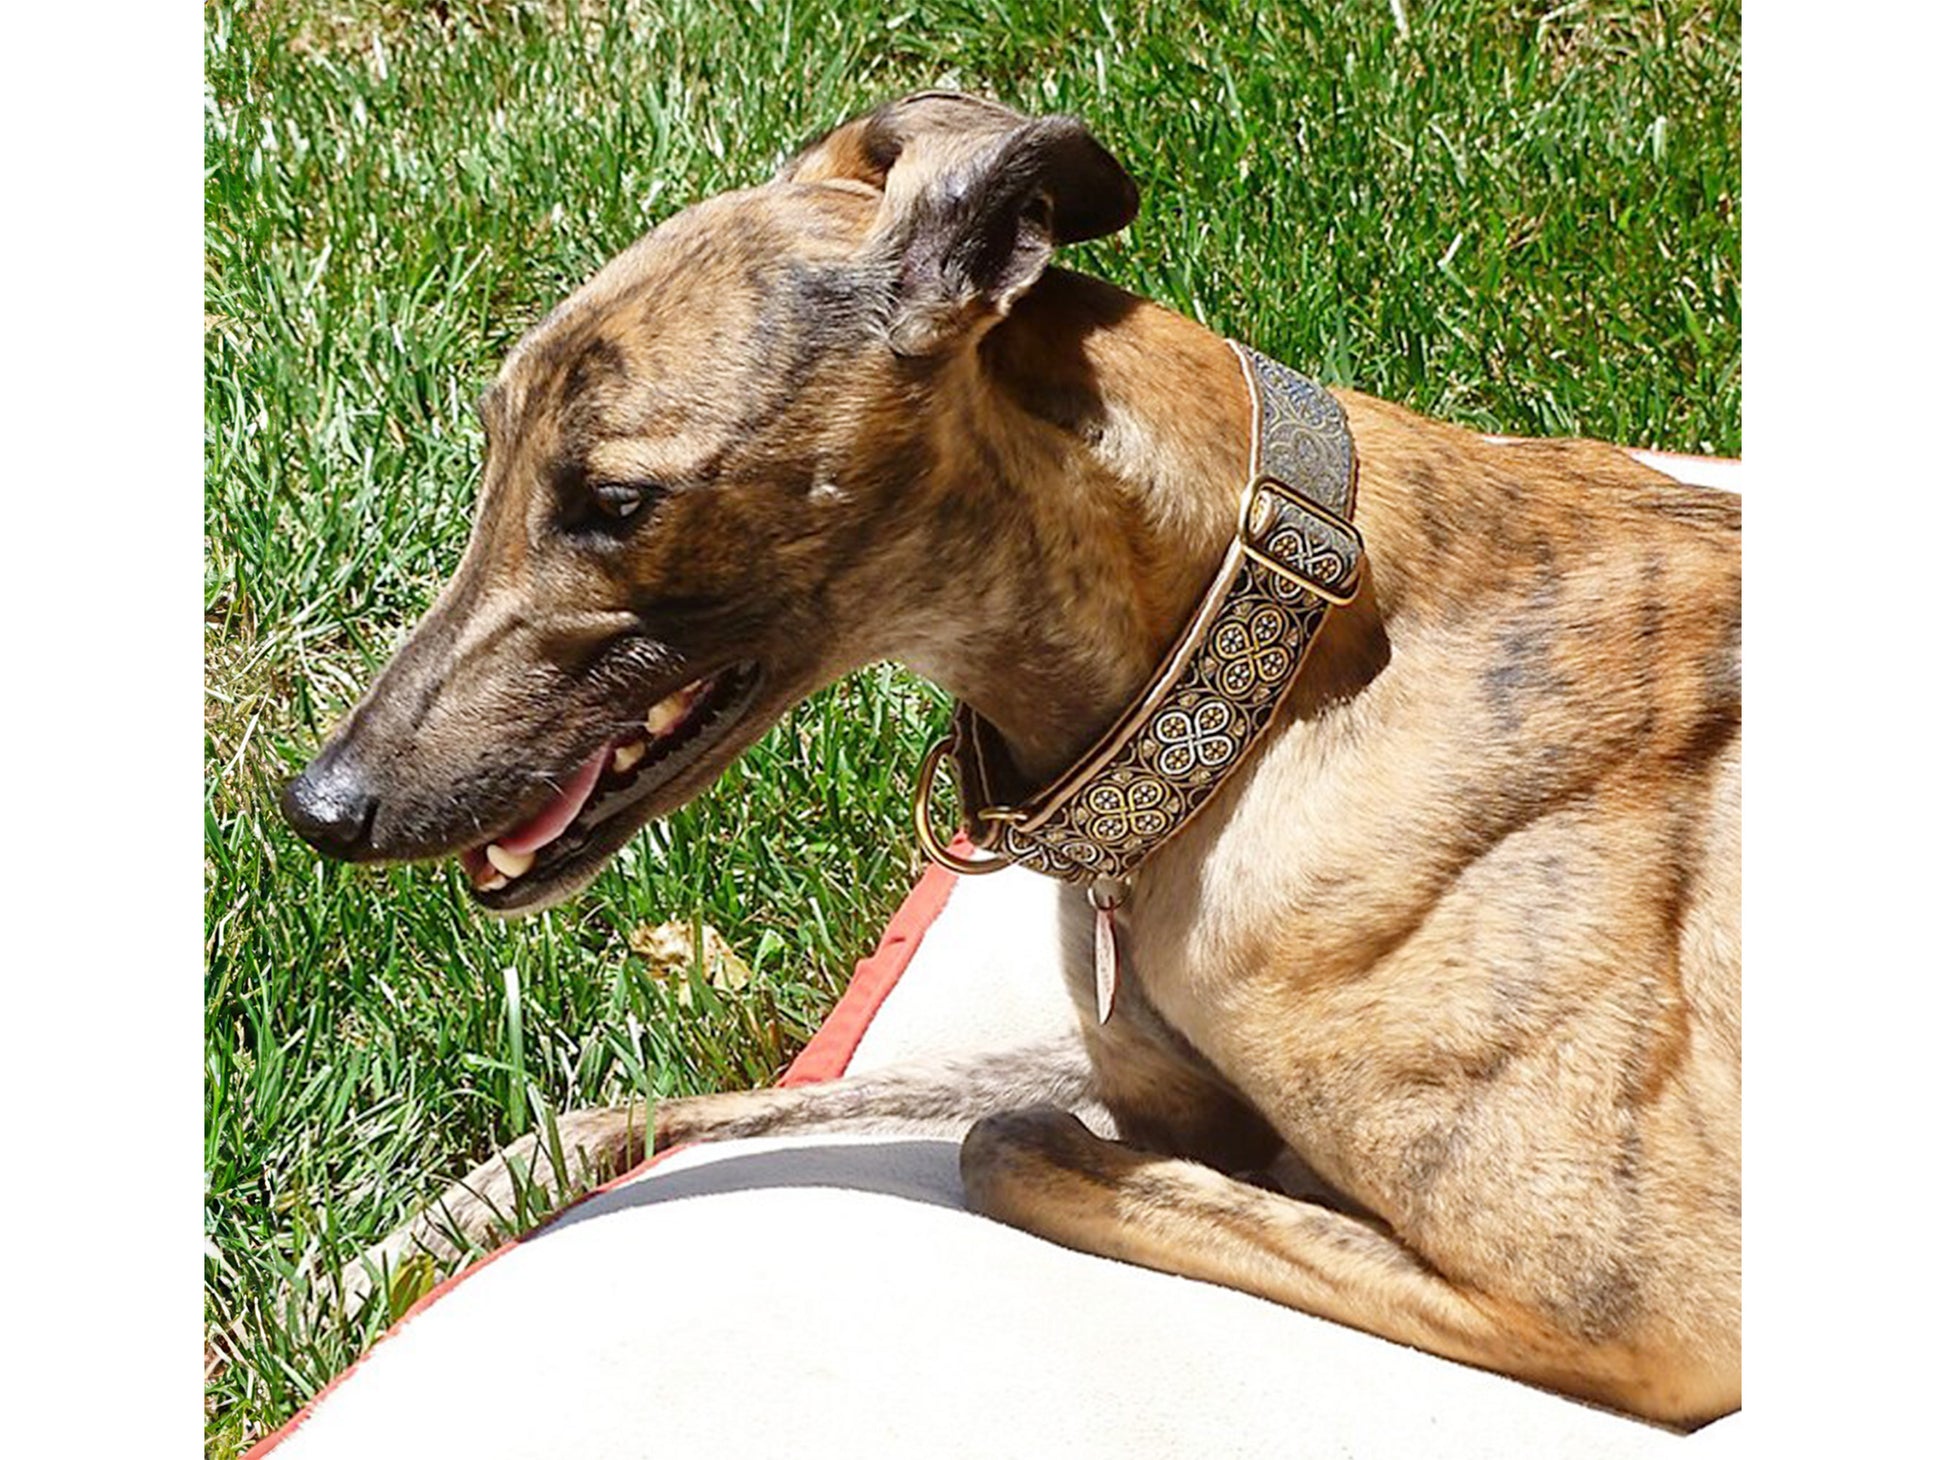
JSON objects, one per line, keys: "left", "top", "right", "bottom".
{"left": 1339, "top": 388, "right": 1738, "bottom": 540}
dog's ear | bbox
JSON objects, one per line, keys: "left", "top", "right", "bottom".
{"left": 779, "top": 92, "right": 1025, "bottom": 191}
{"left": 781, "top": 92, "right": 1139, "bottom": 356}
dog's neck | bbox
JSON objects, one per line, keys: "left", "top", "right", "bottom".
{"left": 890, "top": 268, "right": 1349, "bottom": 784}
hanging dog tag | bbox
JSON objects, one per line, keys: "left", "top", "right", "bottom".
{"left": 1089, "top": 877, "right": 1128, "bottom": 1024}
{"left": 1093, "top": 905, "right": 1118, "bottom": 1024}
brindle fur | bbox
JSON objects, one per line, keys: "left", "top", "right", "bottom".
{"left": 289, "top": 94, "right": 1739, "bottom": 1427}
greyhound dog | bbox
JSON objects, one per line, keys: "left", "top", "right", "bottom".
{"left": 283, "top": 93, "right": 1740, "bottom": 1426}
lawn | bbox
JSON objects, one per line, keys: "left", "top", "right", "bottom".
{"left": 203, "top": 0, "right": 1739, "bottom": 1450}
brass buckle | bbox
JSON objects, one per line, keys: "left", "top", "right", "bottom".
{"left": 1236, "top": 474, "right": 1363, "bottom": 605}
{"left": 912, "top": 734, "right": 1015, "bottom": 875}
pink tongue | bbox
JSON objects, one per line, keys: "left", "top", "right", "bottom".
{"left": 495, "top": 748, "right": 609, "bottom": 855}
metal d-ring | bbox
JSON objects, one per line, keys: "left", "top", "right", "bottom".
{"left": 912, "top": 733, "right": 1015, "bottom": 875}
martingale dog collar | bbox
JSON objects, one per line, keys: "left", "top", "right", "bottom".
{"left": 915, "top": 340, "right": 1363, "bottom": 878}
{"left": 912, "top": 342, "right": 1363, "bottom": 1017}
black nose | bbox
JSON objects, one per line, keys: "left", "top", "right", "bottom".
{"left": 281, "top": 752, "right": 379, "bottom": 859}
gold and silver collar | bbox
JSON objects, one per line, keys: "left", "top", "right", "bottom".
{"left": 913, "top": 342, "right": 1363, "bottom": 1016}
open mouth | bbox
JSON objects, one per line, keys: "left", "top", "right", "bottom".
{"left": 458, "top": 661, "right": 761, "bottom": 909}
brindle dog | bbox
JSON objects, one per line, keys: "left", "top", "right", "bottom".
{"left": 284, "top": 93, "right": 1740, "bottom": 1426}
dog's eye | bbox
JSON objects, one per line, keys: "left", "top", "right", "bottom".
{"left": 590, "top": 481, "right": 656, "bottom": 522}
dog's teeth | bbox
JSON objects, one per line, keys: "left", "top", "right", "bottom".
{"left": 485, "top": 843, "right": 536, "bottom": 878}
{"left": 612, "top": 741, "right": 646, "bottom": 773}
{"left": 477, "top": 869, "right": 509, "bottom": 892}
{"left": 646, "top": 695, "right": 686, "bottom": 736}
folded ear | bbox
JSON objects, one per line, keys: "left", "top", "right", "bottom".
{"left": 780, "top": 92, "right": 1139, "bottom": 356}
{"left": 779, "top": 91, "right": 1023, "bottom": 189}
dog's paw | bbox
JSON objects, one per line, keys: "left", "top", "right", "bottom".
{"left": 336, "top": 1105, "right": 653, "bottom": 1316}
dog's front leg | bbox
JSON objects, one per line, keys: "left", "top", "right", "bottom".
{"left": 340, "top": 1036, "right": 1094, "bottom": 1311}
{"left": 959, "top": 1105, "right": 1716, "bottom": 1427}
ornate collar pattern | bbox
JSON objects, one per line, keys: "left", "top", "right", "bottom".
{"left": 911, "top": 343, "right": 1362, "bottom": 1016}
{"left": 917, "top": 342, "right": 1362, "bottom": 880}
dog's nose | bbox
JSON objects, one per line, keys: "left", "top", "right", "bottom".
{"left": 281, "top": 752, "right": 380, "bottom": 859}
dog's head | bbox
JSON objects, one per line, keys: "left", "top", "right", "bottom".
{"left": 281, "top": 92, "right": 1138, "bottom": 911}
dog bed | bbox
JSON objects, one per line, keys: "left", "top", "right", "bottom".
{"left": 251, "top": 451, "right": 1743, "bottom": 1459}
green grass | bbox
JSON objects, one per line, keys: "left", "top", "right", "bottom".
{"left": 204, "top": 0, "right": 1739, "bottom": 1450}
